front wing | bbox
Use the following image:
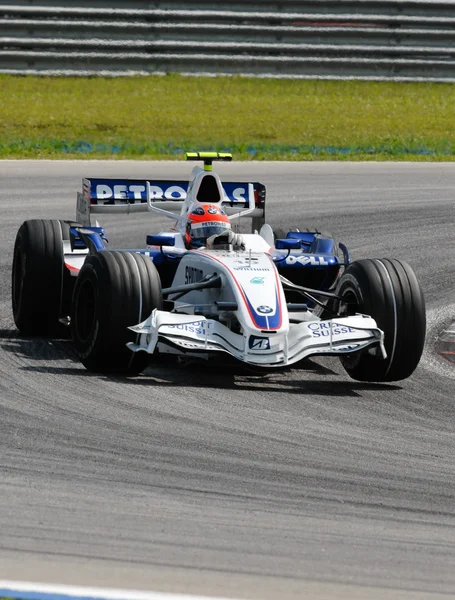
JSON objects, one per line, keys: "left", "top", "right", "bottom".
{"left": 128, "top": 312, "right": 386, "bottom": 367}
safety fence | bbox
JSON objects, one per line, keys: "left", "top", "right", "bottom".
{"left": 1, "top": 1, "right": 455, "bottom": 80}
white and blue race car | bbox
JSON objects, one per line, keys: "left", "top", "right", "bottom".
{"left": 12, "top": 152, "right": 426, "bottom": 382}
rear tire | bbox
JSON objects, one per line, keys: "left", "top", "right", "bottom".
{"left": 71, "top": 250, "right": 162, "bottom": 374}
{"left": 12, "top": 219, "right": 66, "bottom": 335}
{"left": 337, "top": 258, "right": 426, "bottom": 382}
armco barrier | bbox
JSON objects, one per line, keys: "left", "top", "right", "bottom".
{"left": 1, "top": 1, "right": 455, "bottom": 80}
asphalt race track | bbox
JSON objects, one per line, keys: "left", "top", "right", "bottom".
{"left": 0, "top": 161, "right": 454, "bottom": 600}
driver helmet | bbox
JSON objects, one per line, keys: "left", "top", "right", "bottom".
{"left": 185, "top": 205, "right": 231, "bottom": 249}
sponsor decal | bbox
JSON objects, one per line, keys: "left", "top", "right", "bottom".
{"left": 166, "top": 321, "right": 206, "bottom": 335}
{"left": 185, "top": 266, "right": 204, "bottom": 285}
{"left": 249, "top": 336, "right": 271, "bottom": 350}
{"left": 250, "top": 276, "right": 265, "bottom": 284}
{"left": 257, "top": 305, "right": 273, "bottom": 314}
{"left": 337, "top": 344, "right": 361, "bottom": 352}
{"left": 193, "top": 221, "right": 223, "bottom": 228}
{"left": 95, "top": 184, "right": 187, "bottom": 202}
{"left": 150, "top": 185, "right": 186, "bottom": 200}
{"left": 285, "top": 255, "right": 330, "bottom": 266}
{"left": 96, "top": 183, "right": 147, "bottom": 201}
{"left": 308, "top": 322, "right": 355, "bottom": 338}
{"left": 233, "top": 267, "right": 269, "bottom": 271}
{"left": 207, "top": 207, "right": 218, "bottom": 214}
{"left": 90, "top": 181, "right": 250, "bottom": 204}
{"left": 232, "top": 187, "right": 248, "bottom": 202}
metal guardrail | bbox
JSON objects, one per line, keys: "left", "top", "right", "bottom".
{"left": 1, "top": 1, "right": 455, "bottom": 80}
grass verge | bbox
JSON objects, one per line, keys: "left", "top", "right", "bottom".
{"left": 1, "top": 74, "right": 455, "bottom": 160}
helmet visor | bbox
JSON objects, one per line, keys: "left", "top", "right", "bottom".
{"left": 190, "top": 221, "right": 230, "bottom": 246}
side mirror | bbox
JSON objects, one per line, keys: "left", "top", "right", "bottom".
{"left": 146, "top": 234, "right": 175, "bottom": 247}
{"left": 275, "top": 238, "right": 301, "bottom": 250}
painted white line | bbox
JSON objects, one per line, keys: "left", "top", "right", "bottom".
{"left": 0, "top": 581, "right": 234, "bottom": 600}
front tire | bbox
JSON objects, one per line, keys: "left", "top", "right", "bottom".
{"left": 12, "top": 219, "right": 66, "bottom": 335}
{"left": 337, "top": 258, "right": 426, "bottom": 382}
{"left": 71, "top": 250, "right": 162, "bottom": 374}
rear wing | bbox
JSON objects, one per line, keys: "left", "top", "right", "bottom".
{"left": 76, "top": 178, "right": 266, "bottom": 231}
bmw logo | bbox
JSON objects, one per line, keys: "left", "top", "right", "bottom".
{"left": 207, "top": 207, "right": 217, "bottom": 214}
{"left": 257, "top": 305, "right": 273, "bottom": 314}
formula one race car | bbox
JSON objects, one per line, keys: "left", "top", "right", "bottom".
{"left": 11, "top": 152, "right": 426, "bottom": 382}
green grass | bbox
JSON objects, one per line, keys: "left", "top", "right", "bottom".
{"left": 1, "top": 74, "right": 455, "bottom": 159}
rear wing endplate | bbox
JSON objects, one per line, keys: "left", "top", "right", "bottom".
{"left": 76, "top": 178, "right": 266, "bottom": 230}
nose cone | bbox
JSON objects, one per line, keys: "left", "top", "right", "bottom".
{"left": 232, "top": 256, "right": 288, "bottom": 333}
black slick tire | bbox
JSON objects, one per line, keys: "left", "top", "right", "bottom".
{"left": 12, "top": 219, "right": 66, "bottom": 335}
{"left": 337, "top": 258, "right": 426, "bottom": 382}
{"left": 71, "top": 250, "right": 162, "bottom": 374}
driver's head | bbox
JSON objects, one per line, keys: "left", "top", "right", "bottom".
{"left": 185, "top": 205, "right": 231, "bottom": 249}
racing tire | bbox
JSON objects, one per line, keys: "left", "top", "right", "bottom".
{"left": 336, "top": 258, "right": 426, "bottom": 382}
{"left": 12, "top": 219, "right": 66, "bottom": 336}
{"left": 71, "top": 250, "right": 162, "bottom": 374}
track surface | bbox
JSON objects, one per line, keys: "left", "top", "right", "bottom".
{"left": 0, "top": 161, "right": 454, "bottom": 600}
